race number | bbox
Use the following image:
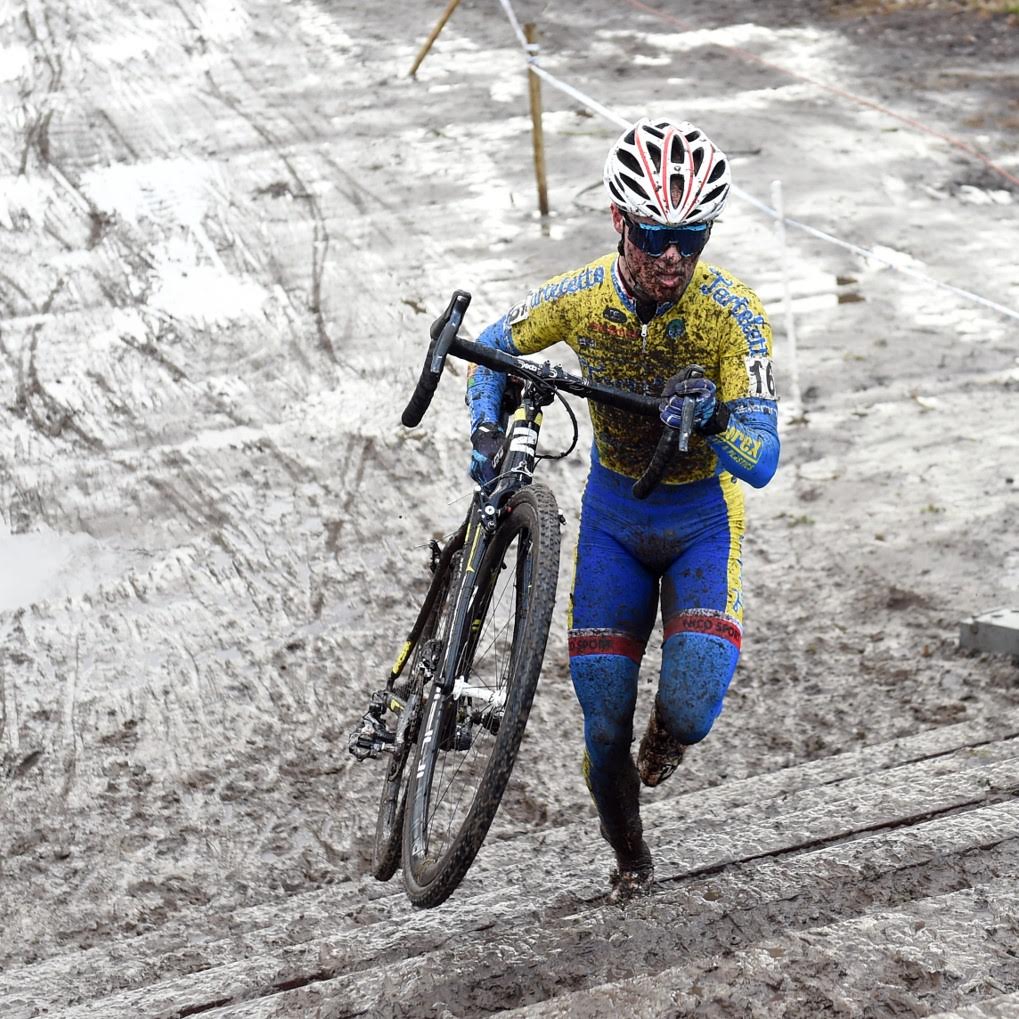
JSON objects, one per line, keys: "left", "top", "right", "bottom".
{"left": 507, "top": 296, "right": 531, "bottom": 325}
{"left": 745, "top": 356, "right": 777, "bottom": 399}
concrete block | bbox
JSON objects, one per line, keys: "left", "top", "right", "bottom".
{"left": 959, "top": 608, "right": 1019, "bottom": 656}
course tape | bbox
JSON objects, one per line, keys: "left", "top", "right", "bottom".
{"left": 625, "top": 0, "right": 1019, "bottom": 192}
{"left": 500, "top": 2, "right": 1019, "bottom": 323}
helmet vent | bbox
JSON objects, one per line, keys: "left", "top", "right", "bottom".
{"left": 645, "top": 142, "right": 662, "bottom": 169}
{"left": 701, "top": 184, "right": 726, "bottom": 206}
{"left": 620, "top": 173, "right": 651, "bottom": 201}
{"left": 618, "top": 151, "right": 644, "bottom": 176}
{"left": 708, "top": 161, "right": 727, "bottom": 183}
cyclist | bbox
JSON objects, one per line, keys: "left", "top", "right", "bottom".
{"left": 465, "top": 117, "right": 780, "bottom": 902}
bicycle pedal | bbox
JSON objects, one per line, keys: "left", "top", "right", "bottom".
{"left": 347, "top": 714, "right": 395, "bottom": 761}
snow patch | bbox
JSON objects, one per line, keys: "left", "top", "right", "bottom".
{"left": 148, "top": 263, "right": 268, "bottom": 325}
{"left": 864, "top": 245, "right": 928, "bottom": 272}
{"left": 140, "top": 233, "right": 267, "bottom": 324}
{"left": 79, "top": 159, "right": 223, "bottom": 228}
{"left": 0, "top": 525, "right": 128, "bottom": 613}
{"left": 0, "top": 44, "right": 31, "bottom": 82}
{"left": 0, "top": 175, "right": 54, "bottom": 229}
{"left": 956, "top": 185, "right": 1013, "bottom": 206}
{"left": 89, "top": 29, "right": 163, "bottom": 66}
{"left": 292, "top": 0, "right": 354, "bottom": 49}
{"left": 195, "top": 0, "right": 251, "bottom": 43}
{"left": 89, "top": 308, "right": 152, "bottom": 352}
{"left": 182, "top": 425, "right": 265, "bottom": 452}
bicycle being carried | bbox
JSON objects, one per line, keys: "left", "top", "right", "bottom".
{"left": 348, "top": 290, "right": 696, "bottom": 909}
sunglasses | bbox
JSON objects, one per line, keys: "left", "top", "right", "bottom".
{"left": 623, "top": 216, "right": 710, "bottom": 258}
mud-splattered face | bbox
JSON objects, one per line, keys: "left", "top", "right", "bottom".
{"left": 610, "top": 204, "right": 708, "bottom": 304}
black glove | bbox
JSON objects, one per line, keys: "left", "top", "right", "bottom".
{"left": 469, "top": 423, "right": 504, "bottom": 487}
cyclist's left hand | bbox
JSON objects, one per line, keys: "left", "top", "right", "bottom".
{"left": 660, "top": 376, "right": 717, "bottom": 431}
{"left": 469, "top": 423, "right": 504, "bottom": 488}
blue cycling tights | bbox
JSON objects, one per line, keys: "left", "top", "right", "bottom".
{"left": 568, "top": 455, "right": 745, "bottom": 846}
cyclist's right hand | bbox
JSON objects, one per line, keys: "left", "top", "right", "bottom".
{"left": 469, "top": 423, "right": 504, "bottom": 488}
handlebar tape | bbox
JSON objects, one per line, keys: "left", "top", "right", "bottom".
{"left": 401, "top": 291, "right": 472, "bottom": 428}
{"left": 631, "top": 426, "right": 679, "bottom": 500}
{"left": 631, "top": 367, "right": 701, "bottom": 498}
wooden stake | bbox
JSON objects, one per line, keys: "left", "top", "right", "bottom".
{"left": 525, "top": 23, "right": 550, "bottom": 217}
{"left": 408, "top": 0, "right": 464, "bottom": 78}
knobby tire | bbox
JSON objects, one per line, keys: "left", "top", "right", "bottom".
{"left": 370, "top": 536, "right": 461, "bottom": 881}
{"left": 402, "top": 484, "right": 561, "bottom": 908}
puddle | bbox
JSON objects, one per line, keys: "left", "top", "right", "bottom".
{"left": 756, "top": 267, "right": 864, "bottom": 315}
{"left": 0, "top": 526, "right": 130, "bottom": 613}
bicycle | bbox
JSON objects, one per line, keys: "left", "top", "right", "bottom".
{"left": 348, "top": 290, "right": 696, "bottom": 908}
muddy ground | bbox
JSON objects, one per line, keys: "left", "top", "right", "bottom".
{"left": 0, "top": 0, "right": 1018, "bottom": 1015}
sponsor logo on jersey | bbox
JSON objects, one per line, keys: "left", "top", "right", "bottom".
{"left": 588, "top": 319, "right": 640, "bottom": 341}
{"left": 603, "top": 306, "right": 627, "bottom": 323}
{"left": 507, "top": 299, "right": 530, "bottom": 325}
{"left": 700, "top": 268, "right": 769, "bottom": 356}
{"left": 666, "top": 318, "right": 686, "bottom": 339}
{"left": 508, "top": 265, "right": 607, "bottom": 325}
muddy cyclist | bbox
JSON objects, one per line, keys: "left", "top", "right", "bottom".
{"left": 465, "top": 117, "right": 780, "bottom": 902}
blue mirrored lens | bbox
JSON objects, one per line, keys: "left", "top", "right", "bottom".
{"left": 626, "top": 219, "right": 709, "bottom": 257}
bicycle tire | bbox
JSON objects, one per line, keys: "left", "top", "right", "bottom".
{"left": 371, "top": 539, "right": 460, "bottom": 881}
{"left": 402, "top": 484, "right": 561, "bottom": 908}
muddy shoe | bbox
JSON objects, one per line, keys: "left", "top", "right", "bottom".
{"left": 608, "top": 860, "right": 655, "bottom": 903}
{"left": 637, "top": 705, "right": 686, "bottom": 787}
{"left": 605, "top": 833, "right": 653, "bottom": 904}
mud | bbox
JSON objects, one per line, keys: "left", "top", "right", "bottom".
{"left": 1, "top": 0, "right": 1018, "bottom": 1015}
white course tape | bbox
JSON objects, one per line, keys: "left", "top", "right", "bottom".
{"left": 497, "top": 0, "right": 1019, "bottom": 323}
{"left": 495, "top": 0, "right": 537, "bottom": 54}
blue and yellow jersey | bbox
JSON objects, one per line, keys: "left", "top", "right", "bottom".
{"left": 467, "top": 253, "right": 779, "bottom": 488}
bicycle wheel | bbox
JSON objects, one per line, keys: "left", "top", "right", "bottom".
{"left": 371, "top": 535, "right": 461, "bottom": 881}
{"left": 402, "top": 484, "right": 561, "bottom": 908}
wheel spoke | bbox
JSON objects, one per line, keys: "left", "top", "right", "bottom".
{"left": 402, "top": 487, "right": 561, "bottom": 907}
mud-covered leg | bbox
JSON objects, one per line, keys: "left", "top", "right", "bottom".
{"left": 570, "top": 651, "right": 654, "bottom": 900}
{"left": 639, "top": 629, "right": 740, "bottom": 786}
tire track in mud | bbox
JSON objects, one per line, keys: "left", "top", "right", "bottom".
{"left": 6, "top": 6, "right": 113, "bottom": 453}
{"left": 5, "top": 0, "right": 346, "bottom": 531}
{"left": 199, "top": 66, "right": 340, "bottom": 367}
{"left": 2, "top": 0, "right": 365, "bottom": 939}
{"left": 17, "top": 1, "right": 62, "bottom": 175}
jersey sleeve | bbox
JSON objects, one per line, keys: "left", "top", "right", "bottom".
{"left": 465, "top": 314, "right": 517, "bottom": 434}
{"left": 704, "top": 286, "right": 780, "bottom": 488}
{"left": 464, "top": 267, "right": 587, "bottom": 433}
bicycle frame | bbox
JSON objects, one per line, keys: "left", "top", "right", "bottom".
{"left": 434, "top": 379, "right": 556, "bottom": 700}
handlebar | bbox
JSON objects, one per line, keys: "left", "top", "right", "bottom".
{"left": 401, "top": 290, "right": 696, "bottom": 499}
{"left": 401, "top": 290, "right": 472, "bottom": 427}
{"left": 631, "top": 366, "right": 701, "bottom": 499}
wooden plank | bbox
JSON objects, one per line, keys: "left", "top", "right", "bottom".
{"left": 38, "top": 756, "right": 1019, "bottom": 1019}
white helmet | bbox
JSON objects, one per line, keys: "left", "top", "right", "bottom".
{"left": 603, "top": 118, "right": 731, "bottom": 225}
